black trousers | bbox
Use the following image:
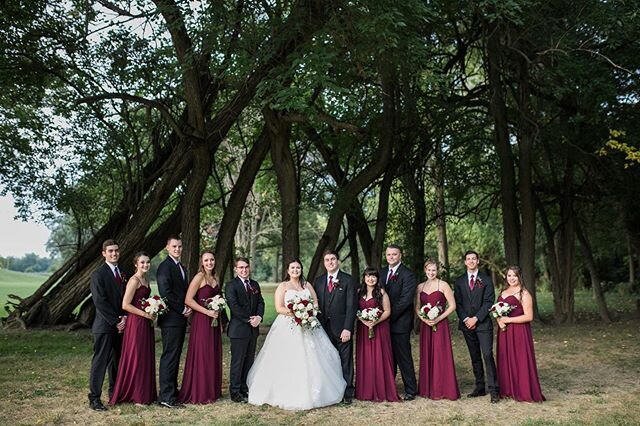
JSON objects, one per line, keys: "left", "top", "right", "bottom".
{"left": 159, "top": 325, "right": 186, "bottom": 403}
{"left": 88, "top": 330, "right": 122, "bottom": 402}
{"left": 390, "top": 332, "right": 417, "bottom": 396}
{"left": 229, "top": 336, "right": 258, "bottom": 396}
{"left": 326, "top": 329, "right": 355, "bottom": 398}
{"left": 462, "top": 328, "right": 498, "bottom": 393}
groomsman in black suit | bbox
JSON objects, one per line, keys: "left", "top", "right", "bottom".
{"left": 454, "top": 250, "right": 499, "bottom": 403}
{"left": 88, "top": 239, "right": 127, "bottom": 411}
{"left": 313, "top": 250, "right": 357, "bottom": 404}
{"left": 380, "top": 244, "right": 418, "bottom": 400}
{"left": 157, "top": 236, "right": 192, "bottom": 408}
{"left": 226, "top": 257, "right": 265, "bottom": 403}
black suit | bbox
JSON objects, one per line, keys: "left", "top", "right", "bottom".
{"left": 225, "top": 276, "right": 265, "bottom": 397}
{"left": 313, "top": 270, "right": 357, "bottom": 399}
{"left": 454, "top": 270, "right": 498, "bottom": 394}
{"left": 157, "top": 256, "right": 188, "bottom": 403}
{"left": 381, "top": 263, "right": 417, "bottom": 396}
{"left": 88, "top": 262, "right": 124, "bottom": 404}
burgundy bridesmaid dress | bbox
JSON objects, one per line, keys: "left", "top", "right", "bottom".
{"left": 417, "top": 290, "right": 460, "bottom": 400}
{"left": 178, "top": 284, "right": 223, "bottom": 404}
{"left": 355, "top": 297, "right": 400, "bottom": 402}
{"left": 496, "top": 294, "right": 545, "bottom": 402}
{"left": 109, "top": 285, "right": 157, "bottom": 404}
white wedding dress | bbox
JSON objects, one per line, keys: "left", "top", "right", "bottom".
{"left": 247, "top": 288, "right": 346, "bottom": 410}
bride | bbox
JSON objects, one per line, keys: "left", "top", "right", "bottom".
{"left": 247, "top": 259, "right": 346, "bottom": 410}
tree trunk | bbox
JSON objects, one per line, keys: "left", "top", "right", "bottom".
{"left": 433, "top": 143, "right": 449, "bottom": 282}
{"left": 346, "top": 215, "right": 361, "bottom": 281}
{"left": 628, "top": 235, "right": 636, "bottom": 286}
{"left": 372, "top": 169, "right": 394, "bottom": 268}
{"left": 267, "top": 108, "right": 299, "bottom": 272}
{"left": 180, "top": 141, "right": 212, "bottom": 278}
{"left": 516, "top": 55, "right": 539, "bottom": 320}
{"left": 486, "top": 20, "right": 519, "bottom": 264}
{"left": 214, "top": 126, "right": 271, "bottom": 281}
{"left": 402, "top": 170, "right": 426, "bottom": 277}
{"left": 576, "top": 220, "right": 612, "bottom": 323}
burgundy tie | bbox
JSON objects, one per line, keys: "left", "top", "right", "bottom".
{"left": 469, "top": 274, "right": 475, "bottom": 290}
{"left": 244, "top": 279, "right": 251, "bottom": 293}
{"left": 114, "top": 266, "right": 123, "bottom": 286}
{"left": 328, "top": 275, "right": 334, "bottom": 293}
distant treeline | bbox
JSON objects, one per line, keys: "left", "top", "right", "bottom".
{"left": 0, "top": 253, "right": 53, "bottom": 273}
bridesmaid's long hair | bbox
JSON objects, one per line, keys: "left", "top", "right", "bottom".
{"left": 198, "top": 250, "right": 217, "bottom": 283}
{"left": 502, "top": 265, "right": 524, "bottom": 302}
{"left": 284, "top": 258, "right": 306, "bottom": 287}
{"left": 358, "top": 267, "right": 383, "bottom": 308}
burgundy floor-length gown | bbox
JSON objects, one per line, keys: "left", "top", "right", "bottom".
{"left": 418, "top": 290, "right": 460, "bottom": 400}
{"left": 178, "top": 284, "right": 223, "bottom": 404}
{"left": 355, "top": 297, "right": 400, "bottom": 402}
{"left": 109, "top": 285, "right": 157, "bottom": 405}
{"left": 496, "top": 294, "right": 545, "bottom": 402}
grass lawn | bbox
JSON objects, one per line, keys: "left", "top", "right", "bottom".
{"left": 0, "top": 269, "right": 47, "bottom": 311}
{"left": 1, "top": 272, "right": 639, "bottom": 424}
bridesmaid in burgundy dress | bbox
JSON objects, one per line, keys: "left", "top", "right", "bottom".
{"left": 178, "top": 251, "right": 223, "bottom": 404}
{"left": 415, "top": 260, "right": 460, "bottom": 400}
{"left": 495, "top": 266, "right": 545, "bottom": 402}
{"left": 109, "top": 252, "right": 157, "bottom": 405}
{"left": 355, "top": 267, "right": 400, "bottom": 402}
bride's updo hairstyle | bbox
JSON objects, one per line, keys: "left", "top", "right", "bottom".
{"left": 284, "top": 258, "right": 306, "bottom": 287}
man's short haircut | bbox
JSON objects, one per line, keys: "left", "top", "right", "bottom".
{"left": 322, "top": 249, "right": 339, "bottom": 259}
{"left": 102, "top": 239, "right": 119, "bottom": 251}
{"left": 386, "top": 243, "right": 403, "bottom": 253}
{"left": 166, "top": 235, "right": 182, "bottom": 244}
{"left": 235, "top": 256, "right": 250, "bottom": 266}
{"left": 464, "top": 250, "right": 479, "bottom": 260}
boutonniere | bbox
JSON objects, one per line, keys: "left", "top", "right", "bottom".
{"left": 389, "top": 273, "right": 398, "bottom": 282}
{"left": 332, "top": 278, "right": 342, "bottom": 289}
{"left": 475, "top": 277, "right": 485, "bottom": 289}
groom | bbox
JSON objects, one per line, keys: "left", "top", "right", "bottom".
{"left": 381, "top": 244, "right": 417, "bottom": 400}
{"left": 313, "top": 250, "right": 357, "bottom": 404}
{"left": 157, "top": 236, "right": 192, "bottom": 408}
{"left": 226, "top": 257, "right": 265, "bottom": 403}
{"left": 454, "top": 250, "right": 499, "bottom": 403}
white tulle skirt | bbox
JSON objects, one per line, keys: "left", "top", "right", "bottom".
{"left": 247, "top": 314, "right": 346, "bottom": 410}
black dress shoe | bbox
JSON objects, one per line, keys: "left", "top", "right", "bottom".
{"left": 491, "top": 393, "right": 500, "bottom": 404}
{"left": 403, "top": 394, "right": 416, "bottom": 401}
{"left": 230, "top": 393, "right": 246, "bottom": 403}
{"left": 467, "top": 389, "right": 487, "bottom": 398}
{"left": 89, "top": 400, "right": 107, "bottom": 411}
{"left": 159, "top": 400, "right": 184, "bottom": 409}
{"left": 342, "top": 396, "right": 353, "bottom": 405}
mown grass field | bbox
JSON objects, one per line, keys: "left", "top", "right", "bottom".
{"left": 1, "top": 270, "right": 639, "bottom": 425}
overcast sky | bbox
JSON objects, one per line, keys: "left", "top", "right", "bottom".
{"left": 0, "top": 195, "right": 50, "bottom": 257}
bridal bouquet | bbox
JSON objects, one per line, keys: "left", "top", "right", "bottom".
{"left": 357, "top": 307, "right": 382, "bottom": 339}
{"left": 141, "top": 295, "right": 168, "bottom": 327}
{"left": 418, "top": 302, "right": 443, "bottom": 332}
{"left": 286, "top": 295, "right": 320, "bottom": 331}
{"left": 203, "top": 295, "right": 227, "bottom": 327}
{"left": 489, "top": 301, "right": 515, "bottom": 331}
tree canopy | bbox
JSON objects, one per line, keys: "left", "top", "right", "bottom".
{"left": 2, "top": 0, "right": 639, "bottom": 327}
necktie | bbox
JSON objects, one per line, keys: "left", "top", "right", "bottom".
{"left": 114, "top": 266, "right": 123, "bottom": 285}
{"left": 244, "top": 279, "right": 251, "bottom": 293}
{"left": 388, "top": 269, "right": 394, "bottom": 282}
{"left": 328, "top": 275, "right": 334, "bottom": 293}
{"left": 469, "top": 274, "right": 475, "bottom": 290}
{"left": 178, "top": 262, "right": 185, "bottom": 280}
